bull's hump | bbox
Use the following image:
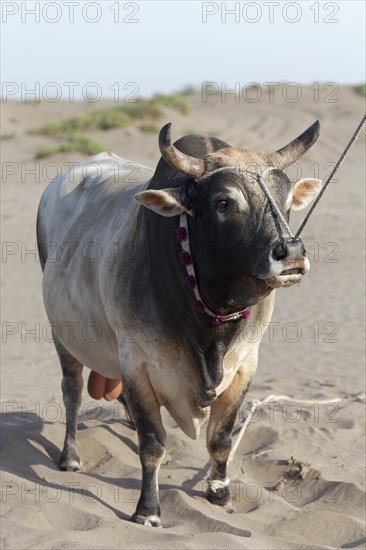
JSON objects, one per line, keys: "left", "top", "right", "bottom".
{"left": 58, "top": 152, "right": 154, "bottom": 197}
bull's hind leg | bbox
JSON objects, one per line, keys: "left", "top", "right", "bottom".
{"left": 206, "top": 369, "right": 252, "bottom": 506}
{"left": 53, "top": 334, "right": 84, "bottom": 471}
{"left": 123, "top": 380, "right": 166, "bottom": 527}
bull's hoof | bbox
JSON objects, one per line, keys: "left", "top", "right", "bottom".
{"left": 206, "top": 479, "right": 230, "bottom": 506}
{"left": 59, "top": 459, "right": 82, "bottom": 472}
{"left": 59, "top": 449, "right": 82, "bottom": 471}
{"left": 131, "top": 513, "right": 162, "bottom": 527}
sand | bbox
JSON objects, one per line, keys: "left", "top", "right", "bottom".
{"left": 1, "top": 85, "right": 365, "bottom": 549}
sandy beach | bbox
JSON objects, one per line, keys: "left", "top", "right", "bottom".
{"left": 1, "top": 85, "right": 365, "bottom": 549}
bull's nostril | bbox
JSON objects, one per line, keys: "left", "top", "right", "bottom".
{"left": 272, "top": 241, "right": 287, "bottom": 261}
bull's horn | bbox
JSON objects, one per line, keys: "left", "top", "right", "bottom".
{"left": 159, "top": 123, "right": 205, "bottom": 178}
{"left": 268, "top": 120, "right": 320, "bottom": 170}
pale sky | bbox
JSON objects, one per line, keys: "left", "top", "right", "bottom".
{"left": 1, "top": 1, "right": 365, "bottom": 100}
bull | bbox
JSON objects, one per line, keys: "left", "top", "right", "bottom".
{"left": 37, "top": 121, "right": 322, "bottom": 526}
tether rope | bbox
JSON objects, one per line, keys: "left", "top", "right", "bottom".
{"left": 294, "top": 113, "right": 366, "bottom": 239}
{"left": 244, "top": 167, "right": 294, "bottom": 238}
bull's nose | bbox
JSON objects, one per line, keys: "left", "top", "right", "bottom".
{"left": 272, "top": 241, "right": 287, "bottom": 261}
{"left": 272, "top": 238, "right": 306, "bottom": 261}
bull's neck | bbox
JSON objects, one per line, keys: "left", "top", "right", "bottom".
{"left": 143, "top": 211, "right": 248, "bottom": 324}
{"left": 138, "top": 209, "right": 249, "bottom": 405}
{"left": 177, "top": 213, "right": 251, "bottom": 325}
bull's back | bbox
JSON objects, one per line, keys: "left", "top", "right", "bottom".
{"left": 37, "top": 152, "right": 153, "bottom": 376}
{"left": 37, "top": 152, "right": 153, "bottom": 258}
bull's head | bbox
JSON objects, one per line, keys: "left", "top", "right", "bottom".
{"left": 135, "top": 123, "right": 322, "bottom": 309}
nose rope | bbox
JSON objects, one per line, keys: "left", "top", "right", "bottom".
{"left": 294, "top": 113, "right": 366, "bottom": 239}
{"left": 197, "top": 165, "right": 295, "bottom": 240}
{"left": 243, "top": 167, "right": 295, "bottom": 239}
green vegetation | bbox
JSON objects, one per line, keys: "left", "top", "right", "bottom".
{"left": 139, "top": 123, "right": 160, "bottom": 134}
{"left": 35, "top": 134, "right": 106, "bottom": 159}
{"left": 33, "top": 110, "right": 132, "bottom": 137}
{"left": 31, "top": 93, "right": 190, "bottom": 139}
{"left": 180, "top": 84, "right": 197, "bottom": 95}
{"left": 151, "top": 93, "right": 190, "bottom": 114}
{"left": 354, "top": 83, "right": 366, "bottom": 96}
{"left": 31, "top": 90, "right": 191, "bottom": 159}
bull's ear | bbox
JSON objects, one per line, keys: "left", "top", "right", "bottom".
{"left": 134, "top": 188, "right": 187, "bottom": 217}
{"left": 290, "top": 178, "right": 322, "bottom": 211}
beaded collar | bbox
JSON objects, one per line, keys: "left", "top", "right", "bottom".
{"left": 176, "top": 213, "right": 250, "bottom": 326}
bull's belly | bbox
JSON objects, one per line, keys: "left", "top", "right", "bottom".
{"left": 42, "top": 296, "right": 121, "bottom": 379}
{"left": 52, "top": 322, "right": 121, "bottom": 379}
{"left": 61, "top": 338, "right": 121, "bottom": 378}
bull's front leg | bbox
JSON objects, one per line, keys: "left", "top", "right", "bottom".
{"left": 123, "top": 379, "right": 167, "bottom": 527}
{"left": 206, "top": 368, "right": 253, "bottom": 506}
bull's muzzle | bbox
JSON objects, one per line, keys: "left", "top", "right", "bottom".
{"left": 263, "top": 237, "right": 310, "bottom": 288}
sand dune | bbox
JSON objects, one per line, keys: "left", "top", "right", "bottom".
{"left": 1, "top": 85, "right": 365, "bottom": 549}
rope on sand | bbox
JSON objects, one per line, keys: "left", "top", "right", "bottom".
{"left": 228, "top": 394, "right": 342, "bottom": 463}
{"left": 259, "top": 394, "right": 341, "bottom": 405}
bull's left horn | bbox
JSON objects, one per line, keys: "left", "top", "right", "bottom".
{"left": 268, "top": 120, "right": 320, "bottom": 170}
{"left": 159, "top": 123, "right": 205, "bottom": 178}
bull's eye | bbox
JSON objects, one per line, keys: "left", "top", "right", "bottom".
{"left": 215, "top": 199, "right": 228, "bottom": 211}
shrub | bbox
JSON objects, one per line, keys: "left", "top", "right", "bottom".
{"left": 354, "top": 83, "right": 366, "bottom": 96}
{"left": 35, "top": 134, "right": 106, "bottom": 159}
{"left": 139, "top": 123, "right": 160, "bottom": 134}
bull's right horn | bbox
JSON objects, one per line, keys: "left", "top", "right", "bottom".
{"left": 159, "top": 123, "right": 205, "bottom": 178}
